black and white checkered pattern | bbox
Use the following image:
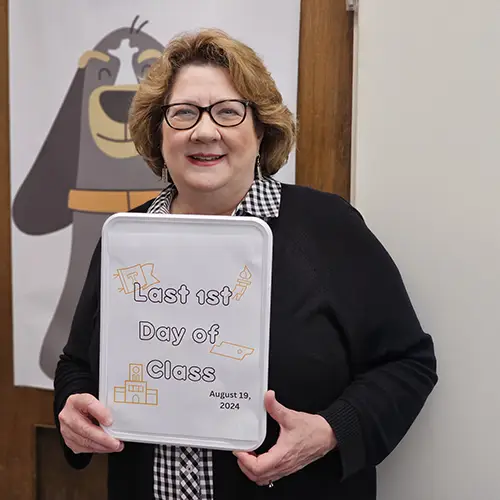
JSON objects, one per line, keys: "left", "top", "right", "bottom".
{"left": 148, "top": 176, "right": 281, "bottom": 220}
{"left": 148, "top": 175, "right": 281, "bottom": 499}
{"left": 233, "top": 176, "right": 281, "bottom": 219}
{"left": 147, "top": 185, "right": 174, "bottom": 215}
{"left": 153, "top": 446, "right": 214, "bottom": 500}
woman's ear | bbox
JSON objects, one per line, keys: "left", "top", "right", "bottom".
{"left": 256, "top": 123, "right": 265, "bottom": 145}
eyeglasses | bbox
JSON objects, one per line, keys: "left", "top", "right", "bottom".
{"left": 161, "top": 99, "right": 253, "bottom": 130}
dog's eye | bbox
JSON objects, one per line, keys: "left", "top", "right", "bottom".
{"left": 98, "top": 67, "right": 112, "bottom": 81}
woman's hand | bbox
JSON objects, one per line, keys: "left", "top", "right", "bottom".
{"left": 58, "top": 393, "right": 124, "bottom": 455}
{"left": 234, "top": 390, "right": 337, "bottom": 486}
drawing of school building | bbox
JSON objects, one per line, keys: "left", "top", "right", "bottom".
{"left": 114, "top": 363, "right": 158, "bottom": 405}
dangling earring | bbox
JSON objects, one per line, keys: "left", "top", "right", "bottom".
{"left": 255, "top": 154, "right": 263, "bottom": 180}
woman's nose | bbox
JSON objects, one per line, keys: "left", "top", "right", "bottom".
{"left": 190, "top": 113, "right": 221, "bottom": 142}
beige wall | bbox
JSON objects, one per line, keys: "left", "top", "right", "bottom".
{"left": 352, "top": 1, "right": 500, "bottom": 498}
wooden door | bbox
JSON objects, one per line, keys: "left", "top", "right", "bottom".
{"left": 0, "top": 1, "right": 353, "bottom": 498}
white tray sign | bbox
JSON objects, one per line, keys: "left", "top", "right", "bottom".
{"left": 99, "top": 213, "right": 273, "bottom": 451}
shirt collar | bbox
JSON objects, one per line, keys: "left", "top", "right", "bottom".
{"left": 148, "top": 176, "right": 281, "bottom": 220}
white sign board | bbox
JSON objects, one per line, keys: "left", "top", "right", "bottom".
{"left": 99, "top": 214, "right": 273, "bottom": 450}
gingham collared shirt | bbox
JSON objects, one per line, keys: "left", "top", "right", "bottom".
{"left": 148, "top": 175, "right": 281, "bottom": 500}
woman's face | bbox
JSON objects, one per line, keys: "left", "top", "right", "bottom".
{"left": 161, "top": 64, "right": 261, "bottom": 196}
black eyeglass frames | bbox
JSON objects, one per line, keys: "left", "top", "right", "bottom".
{"left": 160, "top": 99, "right": 253, "bottom": 130}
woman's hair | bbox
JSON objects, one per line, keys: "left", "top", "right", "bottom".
{"left": 129, "top": 29, "right": 296, "bottom": 177}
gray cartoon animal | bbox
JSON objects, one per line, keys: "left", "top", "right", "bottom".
{"left": 12, "top": 16, "right": 164, "bottom": 378}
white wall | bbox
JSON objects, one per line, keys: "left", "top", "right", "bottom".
{"left": 352, "top": 1, "right": 500, "bottom": 499}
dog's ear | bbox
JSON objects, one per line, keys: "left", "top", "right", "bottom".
{"left": 12, "top": 68, "right": 85, "bottom": 235}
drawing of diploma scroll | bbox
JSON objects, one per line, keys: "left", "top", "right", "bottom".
{"left": 232, "top": 265, "right": 252, "bottom": 301}
{"left": 114, "top": 263, "right": 160, "bottom": 294}
{"left": 210, "top": 341, "right": 255, "bottom": 361}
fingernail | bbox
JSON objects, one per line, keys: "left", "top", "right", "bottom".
{"left": 117, "top": 442, "right": 124, "bottom": 451}
{"left": 104, "top": 418, "right": 113, "bottom": 427}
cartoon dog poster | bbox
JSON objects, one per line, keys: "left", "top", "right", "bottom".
{"left": 12, "top": 15, "right": 164, "bottom": 379}
{"left": 9, "top": 1, "right": 300, "bottom": 389}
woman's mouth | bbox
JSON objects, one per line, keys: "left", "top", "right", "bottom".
{"left": 186, "top": 154, "right": 226, "bottom": 167}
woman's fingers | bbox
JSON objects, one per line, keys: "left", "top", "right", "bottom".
{"left": 236, "top": 459, "right": 258, "bottom": 482}
{"left": 74, "top": 414, "right": 121, "bottom": 450}
{"left": 68, "top": 393, "right": 113, "bottom": 426}
{"left": 61, "top": 425, "right": 123, "bottom": 454}
{"left": 59, "top": 393, "right": 122, "bottom": 453}
{"left": 61, "top": 411, "right": 123, "bottom": 452}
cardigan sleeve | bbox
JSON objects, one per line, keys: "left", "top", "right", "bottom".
{"left": 317, "top": 197, "right": 438, "bottom": 480}
{"left": 53, "top": 240, "right": 101, "bottom": 470}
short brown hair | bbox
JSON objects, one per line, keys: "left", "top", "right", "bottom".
{"left": 129, "top": 29, "right": 296, "bottom": 177}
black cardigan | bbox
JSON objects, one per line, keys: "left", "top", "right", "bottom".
{"left": 54, "top": 184, "right": 438, "bottom": 499}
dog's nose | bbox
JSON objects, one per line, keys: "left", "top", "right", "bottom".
{"left": 99, "top": 90, "right": 135, "bottom": 124}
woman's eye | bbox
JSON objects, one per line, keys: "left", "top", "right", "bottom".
{"left": 175, "top": 109, "right": 195, "bottom": 116}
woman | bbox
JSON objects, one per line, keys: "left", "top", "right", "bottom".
{"left": 54, "top": 29, "right": 438, "bottom": 500}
